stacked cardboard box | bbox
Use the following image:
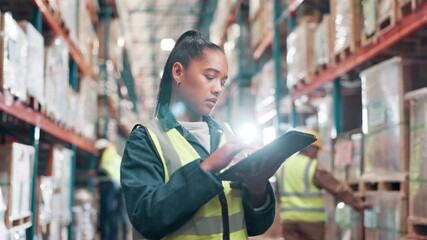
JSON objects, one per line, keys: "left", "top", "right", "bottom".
{"left": 286, "top": 21, "right": 317, "bottom": 89}
{"left": 0, "top": 13, "right": 29, "bottom": 102}
{"left": 406, "top": 88, "right": 427, "bottom": 220}
{"left": 361, "top": 57, "right": 427, "bottom": 179}
{"left": 364, "top": 192, "right": 408, "bottom": 240}
{"left": 0, "top": 143, "right": 35, "bottom": 229}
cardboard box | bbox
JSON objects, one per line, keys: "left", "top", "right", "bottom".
{"left": 0, "top": 13, "right": 29, "bottom": 102}
{"left": 19, "top": 21, "right": 45, "bottom": 106}
{"left": 361, "top": 57, "right": 427, "bottom": 178}
{"left": 0, "top": 143, "right": 35, "bottom": 225}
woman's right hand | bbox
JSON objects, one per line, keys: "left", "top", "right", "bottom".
{"left": 200, "top": 141, "right": 248, "bottom": 173}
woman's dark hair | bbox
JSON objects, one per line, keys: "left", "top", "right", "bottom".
{"left": 154, "top": 30, "right": 224, "bottom": 116}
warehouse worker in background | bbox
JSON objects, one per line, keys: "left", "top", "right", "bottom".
{"left": 276, "top": 128, "right": 370, "bottom": 240}
{"left": 95, "top": 139, "right": 128, "bottom": 240}
{"left": 121, "top": 30, "right": 280, "bottom": 239}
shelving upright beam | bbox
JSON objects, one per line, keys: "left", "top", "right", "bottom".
{"left": 273, "top": 0, "right": 283, "bottom": 134}
{"left": 27, "top": 126, "right": 40, "bottom": 240}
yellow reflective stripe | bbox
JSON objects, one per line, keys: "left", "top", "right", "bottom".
{"left": 146, "top": 128, "right": 170, "bottom": 183}
{"left": 280, "top": 210, "right": 326, "bottom": 222}
{"left": 167, "top": 129, "right": 200, "bottom": 166}
{"left": 307, "top": 159, "right": 318, "bottom": 192}
{"left": 163, "top": 229, "right": 248, "bottom": 240}
{"left": 224, "top": 182, "right": 243, "bottom": 215}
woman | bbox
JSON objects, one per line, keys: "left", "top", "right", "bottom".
{"left": 121, "top": 30, "right": 278, "bottom": 239}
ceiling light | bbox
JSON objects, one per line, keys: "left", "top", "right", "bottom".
{"left": 160, "top": 38, "right": 175, "bottom": 51}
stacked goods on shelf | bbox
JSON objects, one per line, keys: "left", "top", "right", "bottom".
{"left": 330, "top": 0, "right": 361, "bottom": 62}
{"left": 405, "top": 88, "right": 427, "bottom": 238}
{"left": 72, "top": 188, "right": 96, "bottom": 240}
{"left": 58, "top": 0, "right": 78, "bottom": 44}
{"left": 78, "top": 77, "right": 98, "bottom": 140}
{"left": 333, "top": 131, "right": 363, "bottom": 182}
{"left": 333, "top": 136, "right": 354, "bottom": 181}
{"left": 44, "top": 38, "right": 70, "bottom": 125}
{"left": 361, "top": 0, "right": 399, "bottom": 46}
{"left": 77, "top": 0, "right": 99, "bottom": 75}
{"left": 0, "top": 143, "right": 35, "bottom": 230}
{"left": 36, "top": 176, "right": 54, "bottom": 239}
{"left": 333, "top": 202, "right": 361, "bottom": 240}
{"left": 286, "top": 20, "right": 318, "bottom": 90}
{"left": 364, "top": 191, "right": 408, "bottom": 240}
{"left": 312, "top": 14, "right": 333, "bottom": 74}
{"left": 44, "top": 146, "right": 74, "bottom": 239}
{"left": 361, "top": 57, "right": 427, "bottom": 180}
{"left": 0, "top": 13, "right": 29, "bottom": 102}
{"left": 360, "top": 0, "right": 396, "bottom": 46}
{"left": 249, "top": 0, "right": 274, "bottom": 50}
{"left": 119, "top": 99, "right": 138, "bottom": 131}
{"left": 20, "top": 21, "right": 45, "bottom": 110}
{"left": 317, "top": 95, "right": 334, "bottom": 172}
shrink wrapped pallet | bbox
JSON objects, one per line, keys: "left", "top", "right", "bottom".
{"left": 313, "top": 15, "right": 333, "bottom": 69}
{"left": 0, "top": 13, "right": 28, "bottom": 102}
{"left": 317, "top": 95, "right": 334, "bottom": 172}
{"left": 361, "top": 57, "right": 427, "bottom": 178}
{"left": 44, "top": 38, "right": 69, "bottom": 123}
{"left": 405, "top": 87, "right": 427, "bottom": 219}
{"left": 19, "top": 21, "right": 45, "bottom": 107}
{"left": 334, "top": 202, "right": 361, "bottom": 240}
{"left": 0, "top": 143, "right": 34, "bottom": 227}
{"left": 331, "top": 0, "right": 361, "bottom": 54}
{"left": 286, "top": 21, "right": 317, "bottom": 89}
{"left": 364, "top": 192, "right": 408, "bottom": 240}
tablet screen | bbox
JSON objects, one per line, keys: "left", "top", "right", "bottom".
{"left": 219, "top": 130, "right": 317, "bottom": 181}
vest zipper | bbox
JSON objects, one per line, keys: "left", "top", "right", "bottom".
{"left": 218, "top": 191, "right": 230, "bottom": 240}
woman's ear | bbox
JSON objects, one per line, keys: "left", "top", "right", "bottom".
{"left": 172, "top": 62, "right": 184, "bottom": 85}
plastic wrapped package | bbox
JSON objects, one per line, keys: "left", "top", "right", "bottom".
{"left": 286, "top": 21, "right": 317, "bottom": 89}
{"left": 65, "top": 88, "right": 78, "bottom": 131}
{"left": 313, "top": 15, "right": 332, "bottom": 68}
{"left": 38, "top": 176, "right": 54, "bottom": 234}
{"left": 77, "top": 0, "right": 99, "bottom": 73}
{"left": 317, "top": 95, "right": 334, "bottom": 172}
{"left": 334, "top": 202, "right": 361, "bottom": 240}
{"left": 364, "top": 192, "right": 408, "bottom": 240}
{"left": 361, "top": 57, "right": 427, "bottom": 177}
{"left": 0, "top": 143, "right": 34, "bottom": 223}
{"left": 59, "top": 0, "right": 78, "bottom": 43}
{"left": 78, "top": 77, "right": 98, "bottom": 140}
{"left": 349, "top": 133, "right": 363, "bottom": 181}
{"left": 332, "top": 0, "right": 360, "bottom": 54}
{"left": 333, "top": 137, "right": 353, "bottom": 181}
{"left": 1, "top": 13, "right": 29, "bottom": 102}
{"left": 361, "top": 0, "right": 376, "bottom": 36}
{"left": 406, "top": 87, "right": 427, "bottom": 219}
{"left": 377, "top": 0, "right": 392, "bottom": 24}
{"left": 50, "top": 146, "right": 74, "bottom": 227}
{"left": 19, "top": 21, "right": 45, "bottom": 106}
{"left": 44, "top": 38, "right": 69, "bottom": 123}
{"left": 73, "top": 189, "right": 97, "bottom": 240}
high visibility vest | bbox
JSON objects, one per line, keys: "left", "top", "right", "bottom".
{"left": 277, "top": 154, "right": 325, "bottom": 222}
{"left": 100, "top": 145, "right": 121, "bottom": 184}
{"left": 133, "top": 119, "right": 248, "bottom": 240}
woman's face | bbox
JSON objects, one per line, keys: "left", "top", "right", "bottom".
{"left": 172, "top": 49, "right": 228, "bottom": 121}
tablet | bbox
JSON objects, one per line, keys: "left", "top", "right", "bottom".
{"left": 219, "top": 130, "right": 317, "bottom": 181}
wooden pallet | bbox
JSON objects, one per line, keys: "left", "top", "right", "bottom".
{"left": 348, "top": 173, "right": 409, "bottom": 195}
{"left": 361, "top": 1, "right": 397, "bottom": 46}
{"left": 333, "top": 46, "right": 354, "bottom": 64}
{"left": 330, "top": 0, "right": 361, "bottom": 64}
{"left": 396, "top": 0, "right": 417, "bottom": 21}
{"left": 5, "top": 214, "right": 32, "bottom": 229}
{"left": 408, "top": 216, "right": 427, "bottom": 238}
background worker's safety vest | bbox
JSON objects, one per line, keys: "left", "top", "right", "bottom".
{"left": 277, "top": 154, "right": 325, "bottom": 222}
{"left": 133, "top": 119, "right": 248, "bottom": 240}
